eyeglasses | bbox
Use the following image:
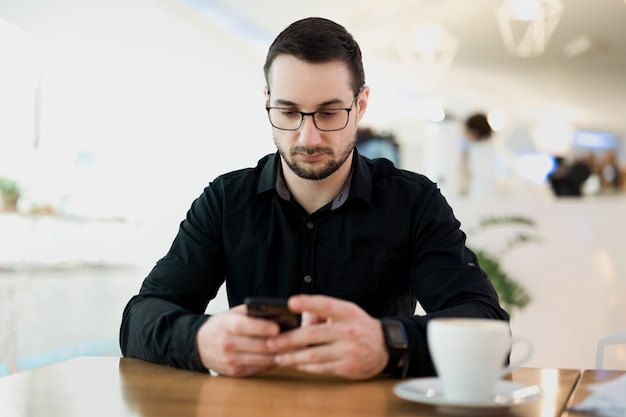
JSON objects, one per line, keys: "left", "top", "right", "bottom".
{"left": 266, "top": 95, "right": 358, "bottom": 132}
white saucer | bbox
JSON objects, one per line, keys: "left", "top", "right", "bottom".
{"left": 393, "top": 377, "right": 542, "bottom": 415}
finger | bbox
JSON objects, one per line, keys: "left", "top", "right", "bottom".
{"left": 211, "top": 332, "right": 279, "bottom": 374}
{"left": 291, "top": 361, "right": 343, "bottom": 377}
{"left": 214, "top": 357, "right": 276, "bottom": 377}
{"left": 221, "top": 308, "right": 281, "bottom": 337}
{"left": 221, "top": 350, "right": 277, "bottom": 368}
{"left": 243, "top": 317, "right": 282, "bottom": 336}
{"left": 301, "top": 311, "right": 327, "bottom": 327}
{"left": 288, "top": 294, "right": 359, "bottom": 321}
{"left": 231, "top": 304, "right": 248, "bottom": 313}
{"left": 274, "top": 343, "right": 340, "bottom": 370}
{"left": 290, "top": 361, "right": 367, "bottom": 380}
{"left": 219, "top": 333, "right": 277, "bottom": 355}
{"left": 267, "top": 322, "right": 339, "bottom": 353}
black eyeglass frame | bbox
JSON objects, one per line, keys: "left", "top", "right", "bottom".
{"left": 265, "top": 93, "right": 360, "bottom": 132}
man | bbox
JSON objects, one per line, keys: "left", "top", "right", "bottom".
{"left": 120, "top": 17, "right": 508, "bottom": 380}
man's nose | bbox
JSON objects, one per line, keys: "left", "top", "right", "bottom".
{"left": 298, "top": 115, "right": 322, "bottom": 147}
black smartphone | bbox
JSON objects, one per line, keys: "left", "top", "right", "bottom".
{"left": 244, "top": 296, "right": 302, "bottom": 332}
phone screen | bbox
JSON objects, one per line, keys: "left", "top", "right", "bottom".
{"left": 244, "top": 297, "right": 302, "bottom": 331}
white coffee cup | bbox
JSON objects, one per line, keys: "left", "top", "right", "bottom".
{"left": 427, "top": 318, "right": 532, "bottom": 402}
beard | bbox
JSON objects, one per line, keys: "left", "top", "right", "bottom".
{"left": 275, "top": 134, "right": 356, "bottom": 181}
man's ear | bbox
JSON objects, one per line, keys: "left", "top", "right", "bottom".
{"left": 355, "top": 86, "right": 370, "bottom": 122}
{"left": 263, "top": 86, "right": 270, "bottom": 104}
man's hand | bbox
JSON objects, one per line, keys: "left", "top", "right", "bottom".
{"left": 196, "top": 304, "right": 281, "bottom": 377}
{"left": 267, "top": 294, "right": 389, "bottom": 380}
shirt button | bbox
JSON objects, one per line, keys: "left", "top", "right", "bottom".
{"left": 306, "top": 221, "right": 315, "bottom": 230}
{"left": 303, "top": 275, "right": 312, "bottom": 283}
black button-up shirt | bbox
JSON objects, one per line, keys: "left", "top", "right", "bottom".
{"left": 120, "top": 151, "right": 509, "bottom": 376}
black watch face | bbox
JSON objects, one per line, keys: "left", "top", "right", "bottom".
{"left": 386, "top": 321, "right": 408, "bottom": 349}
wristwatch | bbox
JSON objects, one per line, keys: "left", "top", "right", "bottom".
{"left": 381, "top": 319, "right": 409, "bottom": 376}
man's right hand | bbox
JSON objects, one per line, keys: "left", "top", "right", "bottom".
{"left": 196, "top": 304, "right": 281, "bottom": 377}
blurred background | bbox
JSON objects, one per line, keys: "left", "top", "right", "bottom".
{"left": 1, "top": 0, "right": 626, "bottom": 375}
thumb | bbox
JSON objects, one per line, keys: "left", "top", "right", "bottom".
{"left": 301, "top": 311, "right": 329, "bottom": 327}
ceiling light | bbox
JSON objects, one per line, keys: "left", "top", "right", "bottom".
{"left": 414, "top": 24, "right": 443, "bottom": 53}
{"left": 496, "top": 0, "right": 564, "bottom": 57}
{"left": 563, "top": 35, "right": 593, "bottom": 58}
{"left": 398, "top": 22, "right": 458, "bottom": 84}
{"left": 511, "top": 0, "right": 541, "bottom": 20}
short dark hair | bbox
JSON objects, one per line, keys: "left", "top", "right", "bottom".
{"left": 263, "top": 17, "right": 365, "bottom": 96}
{"left": 465, "top": 113, "right": 493, "bottom": 141}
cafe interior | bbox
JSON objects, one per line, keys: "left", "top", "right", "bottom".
{"left": 1, "top": 0, "right": 626, "bottom": 381}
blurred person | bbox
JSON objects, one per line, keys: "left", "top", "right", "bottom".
{"left": 599, "top": 150, "right": 622, "bottom": 193}
{"left": 548, "top": 156, "right": 591, "bottom": 197}
{"left": 120, "top": 17, "right": 508, "bottom": 380}
{"left": 460, "top": 113, "right": 497, "bottom": 199}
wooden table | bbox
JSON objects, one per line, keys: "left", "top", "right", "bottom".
{"left": 0, "top": 356, "right": 582, "bottom": 417}
{"left": 563, "top": 369, "right": 626, "bottom": 417}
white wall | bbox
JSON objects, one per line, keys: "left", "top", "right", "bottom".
{"left": 1, "top": 3, "right": 275, "bottom": 224}
{"left": 450, "top": 196, "right": 626, "bottom": 370}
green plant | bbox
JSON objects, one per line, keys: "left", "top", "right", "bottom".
{"left": 0, "top": 177, "right": 20, "bottom": 197}
{"left": 467, "top": 215, "right": 541, "bottom": 315}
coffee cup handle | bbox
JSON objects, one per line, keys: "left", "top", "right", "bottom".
{"left": 500, "top": 336, "right": 533, "bottom": 377}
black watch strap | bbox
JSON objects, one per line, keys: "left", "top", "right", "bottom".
{"left": 381, "top": 319, "right": 409, "bottom": 377}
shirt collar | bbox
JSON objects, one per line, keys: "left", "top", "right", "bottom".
{"left": 348, "top": 148, "right": 373, "bottom": 204}
{"left": 257, "top": 153, "right": 281, "bottom": 195}
{"left": 256, "top": 150, "right": 373, "bottom": 208}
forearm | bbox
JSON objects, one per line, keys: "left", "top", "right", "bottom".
{"left": 120, "top": 295, "right": 210, "bottom": 371}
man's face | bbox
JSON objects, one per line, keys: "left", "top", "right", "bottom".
{"left": 265, "top": 55, "right": 369, "bottom": 181}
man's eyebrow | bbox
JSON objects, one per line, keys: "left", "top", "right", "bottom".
{"left": 272, "top": 97, "right": 347, "bottom": 107}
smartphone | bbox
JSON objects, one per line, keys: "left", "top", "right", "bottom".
{"left": 244, "top": 296, "right": 302, "bottom": 332}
